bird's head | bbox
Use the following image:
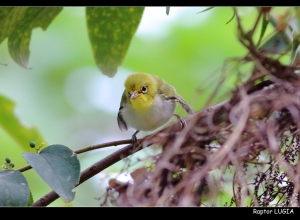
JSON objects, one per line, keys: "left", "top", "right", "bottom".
{"left": 124, "top": 72, "right": 157, "bottom": 110}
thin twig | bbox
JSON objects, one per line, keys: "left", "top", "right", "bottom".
{"left": 31, "top": 142, "right": 141, "bottom": 206}
{"left": 17, "top": 139, "right": 133, "bottom": 173}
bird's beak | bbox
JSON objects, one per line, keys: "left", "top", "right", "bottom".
{"left": 130, "top": 92, "right": 139, "bottom": 99}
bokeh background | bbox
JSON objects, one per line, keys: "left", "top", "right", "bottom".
{"left": 0, "top": 7, "right": 259, "bottom": 206}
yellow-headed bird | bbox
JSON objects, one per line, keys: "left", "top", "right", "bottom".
{"left": 118, "top": 72, "right": 194, "bottom": 144}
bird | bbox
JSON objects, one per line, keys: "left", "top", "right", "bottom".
{"left": 117, "top": 72, "right": 195, "bottom": 144}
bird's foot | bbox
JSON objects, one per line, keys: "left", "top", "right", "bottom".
{"left": 174, "top": 114, "right": 187, "bottom": 130}
{"left": 131, "top": 130, "right": 140, "bottom": 146}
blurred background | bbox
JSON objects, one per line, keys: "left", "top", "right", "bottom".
{"left": 0, "top": 7, "right": 257, "bottom": 206}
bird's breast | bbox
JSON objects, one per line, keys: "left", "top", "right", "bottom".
{"left": 122, "top": 95, "right": 176, "bottom": 131}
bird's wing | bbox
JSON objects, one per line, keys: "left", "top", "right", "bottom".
{"left": 117, "top": 110, "right": 128, "bottom": 132}
{"left": 173, "top": 94, "right": 195, "bottom": 115}
{"left": 154, "top": 75, "right": 195, "bottom": 115}
{"left": 117, "top": 90, "right": 128, "bottom": 132}
{"left": 160, "top": 93, "right": 195, "bottom": 115}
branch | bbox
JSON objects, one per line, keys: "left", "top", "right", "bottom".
{"left": 30, "top": 119, "right": 187, "bottom": 206}
{"left": 31, "top": 142, "right": 140, "bottom": 206}
{"left": 31, "top": 100, "right": 223, "bottom": 207}
{"left": 18, "top": 139, "right": 133, "bottom": 172}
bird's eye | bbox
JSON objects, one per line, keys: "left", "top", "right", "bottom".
{"left": 141, "top": 85, "right": 147, "bottom": 94}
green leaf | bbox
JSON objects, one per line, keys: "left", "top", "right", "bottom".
{"left": 294, "top": 7, "right": 300, "bottom": 35}
{"left": 257, "top": 13, "right": 270, "bottom": 46}
{"left": 86, "top": 7, "right": 145, "bottom": 77}
{"left": 27, "top": 190, "right": 34, "bottom": 206}
{"left": 0, "top": 170, "right": 30, "bottom": 206}
{"left": 225, "top": 10, "right": 236, "bottom": 25}
{"left": 7, "top": 7, "right": 63, "bottom": 68}
{"left": 197, "top": 7, "right": 214, "bottom": 14}
{"left": 166, "top": 7, "right": 170, "bottom": 15}
{"left": 0, "top": 7, "right": 28, "bottom": 44}
{"left": 291, "top": 35, "right": 300, "bottom": 66}
{"left": 22, "top": 144, "right": 80, "bottom": 203}
{"left": 0, "top": 94, "right": 46, "bottom": 151}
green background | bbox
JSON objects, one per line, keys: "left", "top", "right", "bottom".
{"left": 0, "top": 7, "right": 264, "bottom": 206}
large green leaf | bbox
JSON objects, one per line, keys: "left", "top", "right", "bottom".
{"left": 166, "top": 7, "right": 170, "bottom": 15}
{"left": 0, "top": 7, "right": 28, "bottom": 44}
{"left": 86, "top": 7, "right": 144, "bottom": 77}
{"left": 5, "top": 7, "right": 63, "bottom": 68}
{"left": 22, "top": 144, "right": 80, "bottom": 203}
{"left": 0, "top": 169, "right": 30, "bottom": 206}
{"left": 0, "top": 94, "right": 46, "bottom": 151}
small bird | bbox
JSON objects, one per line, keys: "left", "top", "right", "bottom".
{"left": 117, "top": 72, "right": 195, "bottom": 144}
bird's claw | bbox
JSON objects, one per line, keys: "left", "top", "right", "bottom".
{"left": 179, "top": 118, "right": 187, "bottom": 129}
{"left": 131, "top": 134, "right": 138, "bottom": 146}
{"left": 131, "top": 130, "right": 140, "bottom": 146}
{"left": 174, "top": 114, "right": 186, "bottom": 130}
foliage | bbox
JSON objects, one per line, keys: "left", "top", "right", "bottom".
{"left": 23, "top": 144, "right": 80, "bottom": 202}
{"left": 1, "top": 6, "right": 300, "bottom": 207}
{"left": 0, "top": 169, "right": 29, "bottom": 206}
{"left": 86, "top": 7, "right": 144, "bottom": 77}
{"left": 0, "top": 7, "right": 63, "bottom": 68}
{"left": 0, "top": 94, "right": 45, "bottom": 151}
